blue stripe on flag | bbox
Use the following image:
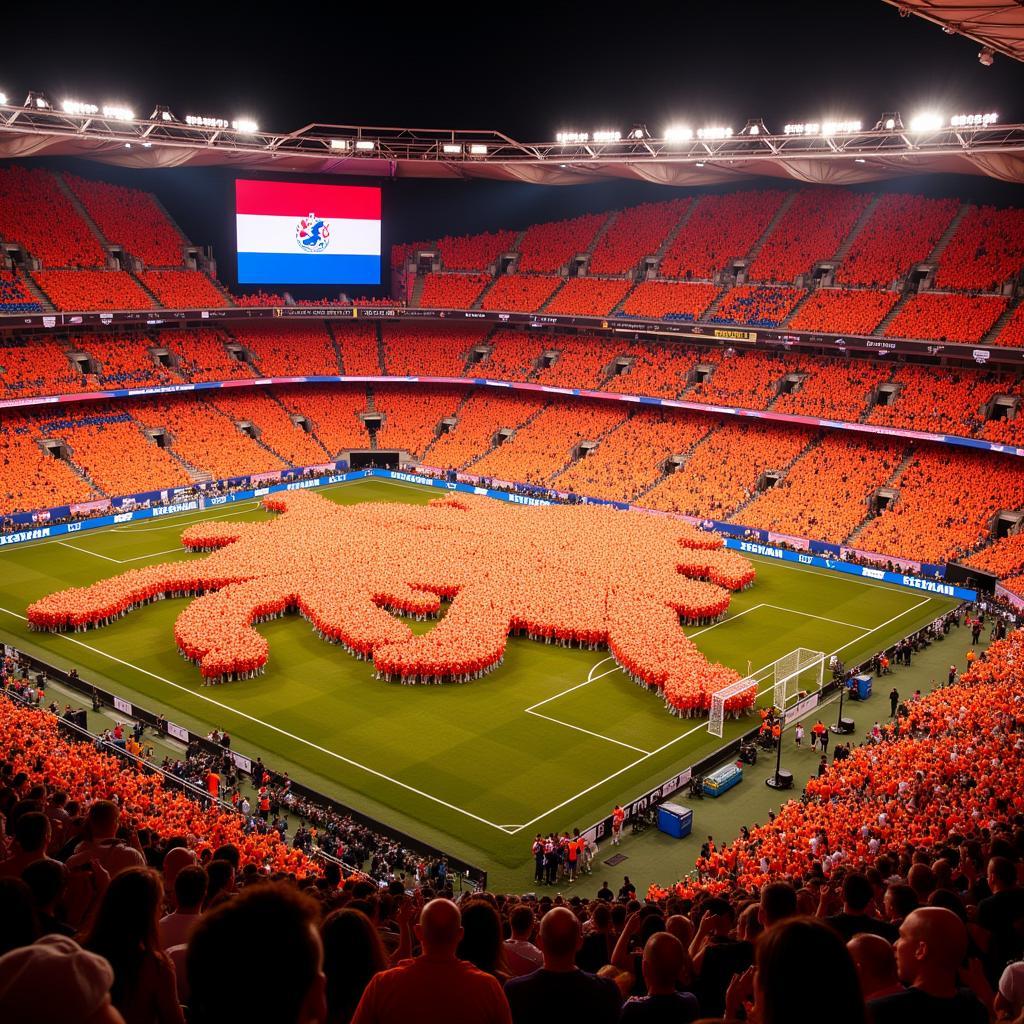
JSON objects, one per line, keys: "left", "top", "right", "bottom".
{"left": 237, "top": 252, "right": 381, "bottom": 285}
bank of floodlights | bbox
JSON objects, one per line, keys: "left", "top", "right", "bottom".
{"left": 697, "top": 125, "right": 733, "bottom": 140}
{"left": 663, "top": 126, "right": 694, "bottom": 143}
{"left": 951, "top": 112, "right": 998, "bottom": 127}
{"left": 556, "top": 131, "right": 589, "bottom": 144}
{"left": 909, "top": 111, "right": 943, "bottom": 132}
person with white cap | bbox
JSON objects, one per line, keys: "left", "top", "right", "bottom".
{"left": 0, "top": 933, "right": 126, "bottom": 1024}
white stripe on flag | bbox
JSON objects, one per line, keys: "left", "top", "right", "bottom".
{"left": 235, "top": 214, "right": 381, "bottom": 256}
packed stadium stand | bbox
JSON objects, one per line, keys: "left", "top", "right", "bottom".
{"left": 543, "top": 277, "right": 631, "bottom": 316}
{"left": 381, "top": 324, "right": 487, "bottom": 377}
{"left": 854, "top": 447, "right": 1024, "bottom": 564}
{"left": 708, "top": 285, "right": 806, "bottom": 327}
{"left": 417, "top": 273, "right": 490, "bottom": 309}
{"left": 740, "top": 434, "right": 905, "bottom": 543}
{"left": 836, "top": 193, "right": 959, "bottom": 287}
{"left": 687, "top": 350, "right": 789, "bottom": 409}
{"left": 747, "top": 188, "right": 872, "bottom": 282}
{"left": 644, "top": 420, "right": 814, "bottom": 519}
{"left": 620, "top": 280, "right": 720, "bottom": 320}
{"left": 74, "top": 333, "right": 176, "bottom": 391}
{"left": 0, "top": 165, "right": 107, "bottom": 267}
{"left": 62, "top": 172, "right": 187, "bottom": 267}
{"left": 32, "top": 269, "right": 153, "bottom": 311}
{"left": 883, "top": 292, "right": 1008, "bottom": 343}
{"left": 516, "top": 212, "right": 609, "bottom": 272}
{"left": 162, "top": 329, "right": 256, "bottom": 383}
{"left": 480, "top": 274, "right": 561, "bottom": 312}
{"left": 614, "top": 342, "right": 695, "bottom": 398}
{"left": 435, "top": 229, "right": 518, "bottom": 270}
{"left": 532, "top": 335, "right": 628, "bottom": 389}
{"left": 0, "top": 414, "right": 96, "bottom": 514}
{"left": 372, "top": 385, "right": 465, "bottom": 457}
{"left": 934, "top": 203, "right": 1024, "bottom": 291}
{"left": 0, "top": 269, "right": 44, "bottom": 313}
{"left": 588, "top": 198, "right": 691, "bottom": 274}
{"left": 660, "top": 190, "right": 787, "bottom": 279}
{"left": 275, "top": 385, "right": 372, "bottom": 455}
{"left": 785, "top": 287, "right": 900, "bottom": 335}
{"left": 229, "top": 322, "right": 341, "bottom": 377}
{"left": 136, "top": 270, "right": 230, "bottom": 308}
{"left": 996, "top": 302, "right": 1024, "bottom": 347}
{"left": 0, "top": 336, "right": 81, "bottom": 396}
{"left": 207, "top": 391, "right": 332, "bottom": 467}
{"left": 771, "top": 357, "right": 892, "bottom": 421}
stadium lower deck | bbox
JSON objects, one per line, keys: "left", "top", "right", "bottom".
{"left": 0, "top": 475, "right": 957, "bottom": 884}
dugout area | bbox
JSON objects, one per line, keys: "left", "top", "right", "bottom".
{"left": 0, "top": 477, "right": 957, "bottom": 888}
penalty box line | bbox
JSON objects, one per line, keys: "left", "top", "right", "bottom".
{"left": 507, "top": 594, "right": 933, "bottom": 836}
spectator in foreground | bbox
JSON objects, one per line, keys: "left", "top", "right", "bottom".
{"left": 321, "top": 908, "right": 388, "bottom": 1024}
{"left": 620, "top": 932, "right": 699, "bottom": 1022}
{"left": 188, "top": 884, "right": 327, "bottom": 1024}
{"left": 83, "top": 867, "right": 184, "bottom": 1024}
{"left": 157, "top": 865, "right": 206, "bottom": 950}
{"left": 504, "top": 906, "right": 620, "bottom": 1024}
{"left": 0, "top": 934, "right": 126, "bottom": 1024}
{"left": 727, "top": 916, "right": 865, "bottom": 1024}
{"left": 847, "top": 933, "right": 904, "bottom": 1001}
{"left": 503, "top": 904, "right": 543, "bottom": 978}
{"left": 868, "top": 907, "right": 988, "bottom": 1024}
{"left": 352, "top": 897, "right": 510, "bottom": 1024}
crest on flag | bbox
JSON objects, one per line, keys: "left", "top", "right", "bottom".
{"left": 295, "top": 213, "right": 330, "bottom": 253}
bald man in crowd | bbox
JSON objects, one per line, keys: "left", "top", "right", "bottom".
{"left": 504, "top": 906, "right": 620, "bottom": 1024}
{"left": 867, "top": 907, "right": 987, "bottom": 1024}
{"left": 847, "top": 933, "right": 903, "bottom": 1001}
{"left": 353, "top": 897, "right": 511, "bottom": 1024}
{"left": 621, "top": 932, "right": 700, "bottom": 1022}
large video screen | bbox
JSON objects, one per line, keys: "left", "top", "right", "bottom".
{"left": 235, "top": 180, "right": 381, "bottom": 286}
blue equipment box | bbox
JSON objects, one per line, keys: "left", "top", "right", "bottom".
{"left": 851, "top": 674, "right": 873, "bottom": 701}
{"left": 703, "top": 763, "right": 743, "bottom": 797}
{"left": 657, "top": 802, "right": 693, "bottom": 839}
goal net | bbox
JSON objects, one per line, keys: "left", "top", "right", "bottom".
{"left": 708, "top": 647, "right": 825, "bottom": 738}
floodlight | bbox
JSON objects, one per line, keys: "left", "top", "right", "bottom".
{"left": 556, "top": 131, "right": 589, "bottom": 144}
{"left": 909, "top": 112, "right": 943, "bottom": 132}
{"left": 854, "top": 157, "right": 867, "bottom": 163}
{"left": 663, "top": 126, "right": 693, "bottom": 143}
{"left": 783, "top": 123, "right": 819, "bottom": 135}
{"left": 978, "top": 46, "right": 994, "bottom": 66}
{"left": 185, "top": 115, "right": 229, "bottom": 129}
{"left": 231, "top": 118, "right": 259, "bottom": 134}
{"left": 469, "top": 143, "right": 488, "bottom": 155}
{"left": 329, "top": 139, "right": 351, "bottom": 150}
{"left": 62, "top": 99, "right": 98, "bottom": 115}
{"left": 102, "top": 105, "right": 134, "bottom": 121}
{"left": 26, "top": 93, "right": 51, "bottom": 110}
{"left": 821, "top": 120, "right": 861, "bottom": 135}
{"left": 0, "top": 93, "right": 7, "bottom": 106}
{"left": 875, "top": 112, "right": 903, "bottom": 131}
{"left": 697, "top": 125, "right": 733, "bottom": 140}
{"left": 592, "top": 130, "right": 621, "bottom": 143}
{"left": 950, "top": 112, "right": 998, "bottom": 127}
{"left": 355, "top": 139, "right": 375, "bottom": 150}
{"left": 739, "top": 119, "right": 768, "bottom": 137}
{"left": 442, "top": 143, "right": 462, "bottom": 154}
{"left": 151, "top": 106, "right": 177, "bottom": 122}
{"left": 694, "top": 161, "right": 705, "bottom": 167}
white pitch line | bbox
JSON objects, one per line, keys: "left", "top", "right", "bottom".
{"left": 743, "top": 552, "right": 919, "bottom": 595}
{"left": 761, "top": 604, "right": 873, "bottom": 631}
{"left": 688, "top": 603, "right": 765, "bottom": 639}
{"left": 507, "top": 594, "right": 934, "bottom": 834}
{"left": 524, "top": 665, "right": 621, "bottom": 713}
{"left": 113, "top": 503, "right": 262, "bottom": 533}
{"left": 0, "top": 605, "right": 512, "bottom": 835}
{"left": 525, "top": 710, "right": 651, "bottom": 755}
{"left": 57, "top": 542, "right": 186, "bottom": 565}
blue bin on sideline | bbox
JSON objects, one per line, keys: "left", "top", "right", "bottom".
{"left": 703, "top": 763, "right": 743, "bottom": 797}
{"left": 852, "top": 674, "right": 873, "bottom": 701}
{"left": 657, "top": 802, "right": 693, "bottom": 839}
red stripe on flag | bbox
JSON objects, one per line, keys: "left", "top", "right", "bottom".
{"left": 235, "top": 180, "right": 381, "bottom": 220}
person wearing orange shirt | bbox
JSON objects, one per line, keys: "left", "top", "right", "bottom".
{"left": 611, "top": 805, "right": 625, "bottom": 846}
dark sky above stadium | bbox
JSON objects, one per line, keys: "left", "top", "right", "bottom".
{"left": 6, "top": 1, "right": 1024, "bottom": 138}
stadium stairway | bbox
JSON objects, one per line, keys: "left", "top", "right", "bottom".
{"left": 925, "top": 202, "right": 971, "bottom": 262}
{"left": 51, "top": 172, "right": 112, "bottom": 251}
{"left": 268, "top": 391, "right": 332, "bottom": 460}
{"left": 130, "top": 272, "right": 165, "bottom": 309}
{"left": 844, "top": 445, "right": 915, "bottom": 545}
{"left": 744, "top": 191, "right": 799, "bottom": 263}
{"left": 629, "top": 420, "right": 718, "bottom": 502}
{"left": 460, "top": 398, "right": 552, "bottom": 472}
{"left": 410, "top": 274, "right": 427, "bottom": 308}
{"left": 44, "top": 441, "right": 107, "bottom": 498}
{"left": 536, "top": 277, "right": 567, "bottom": 312}
{"left": 419, "top": 388, "right": 476, "bottom": 462}
{"left": 781, "top": 287, "right": 817, "bottom": 326}
{"left": 652, "top": 200, "right": 700, "bottom": 272}
{"left": 872, "top": 292, "right": 912, "bottom": 336}
{"left": 584, "top": 211, "right": 619, "bottom": 257}
{"left": 375, "top": 323, "right": 388, "bottom": 373}
{"left": 834, "top": 193, "right": 884, "bottom": 260}
{"left": 471, "top": 275, "right": 502, "bottom": 309}
{"left": 14, "top": 270, "right": 55, "bottom": 312}
{"left": 548, "top": 411, "right": 631, "bottom": 480}
{"left": 158, "top": 434, "right": 213, "bottom": 483}
{"left": 324, "top": 322, "right": 349, "bottom": 373}
{"left": 728, "top": 433, "right": 821, "bottom": 520}
{"left": 697, "top": 286, "right": 729, "bottom": 321}
{"left": 984, "top": 297, "right": 1021, "bottom": 345}
{"left": 205, "top": 398, "right": 295, "bottom": 466}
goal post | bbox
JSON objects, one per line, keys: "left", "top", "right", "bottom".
{"left": 707, "top": 647, "right": 826, "bottom": 738}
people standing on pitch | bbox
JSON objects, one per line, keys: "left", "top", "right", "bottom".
{"left": 890, "top": 686, "right": 900, "bottom": 718}
{"left": 610, "top": 805, "right": 625, "bottom": 846}
{"left": 795, "top": 722, "right": 804, "bottom": 747}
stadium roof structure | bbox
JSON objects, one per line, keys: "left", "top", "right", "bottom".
{"left": 882, "top": 1, "right": 1024, "bottom": 64}
{"left": 5, "top": 100, "right": 1024, "bottom": 184}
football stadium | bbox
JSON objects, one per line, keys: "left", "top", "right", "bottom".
{"left": 2, "top": 4, "right": 1024, "bottom": 1022}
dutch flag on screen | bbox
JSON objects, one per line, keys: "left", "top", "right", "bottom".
{"left": 235, "top": 180, "right": 381, "bottom": 285}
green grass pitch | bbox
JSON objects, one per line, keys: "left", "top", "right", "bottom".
{"left": 0, "top": 478, "right": 957, "bottom": 888}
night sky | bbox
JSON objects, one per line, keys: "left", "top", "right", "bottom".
{"left": 6, "top": 2, "right": 1024, "bottom": 293}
